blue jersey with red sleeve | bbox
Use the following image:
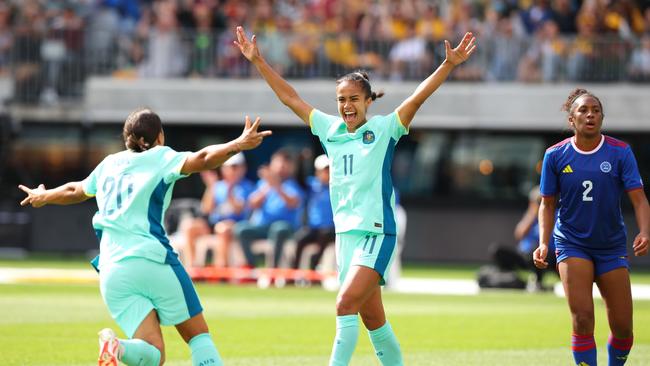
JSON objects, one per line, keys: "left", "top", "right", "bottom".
{"left": 540, "top": 135, "right": 643, "bottom": 251}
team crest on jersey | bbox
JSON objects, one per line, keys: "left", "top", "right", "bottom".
{"left": 600, "top": 161, "right": 612, "bottom": 173}
{"left": 362, "top": 130, "right": 375, "bottom": 144}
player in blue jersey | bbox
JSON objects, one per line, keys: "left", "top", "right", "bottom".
{"left": 534, "top": 88, "right": 650, "bottom": 366}
{"left": 235, "top": 25, "right": 476, "bottom": 366}
{"left": 19, "top": 108, "right": 271, "bottom": 366}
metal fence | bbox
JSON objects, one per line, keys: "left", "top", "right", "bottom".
{"left": 7, "top": 29, "right": 650, "bottom": 105}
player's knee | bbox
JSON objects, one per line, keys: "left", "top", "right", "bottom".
{"left": 572, "top": 310, "right": 595, "bottom": 333}
{"left": 360, "top": 311, "right": 384, "bottom": 330}
{"left": 336, "top": 293, "right": 361, "bottom": 315}
{"left": 610, "top": 323, "right": 633, "bottom": 338}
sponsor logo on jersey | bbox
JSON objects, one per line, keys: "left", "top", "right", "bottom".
{"left": 562, "top": 165, "right": 574, "bottom": 173}
{"left": 363, "top": 130, "right": 375, "bottom": 144}
{"left": 600, "top": 161, "right": 612, "bottom": 173}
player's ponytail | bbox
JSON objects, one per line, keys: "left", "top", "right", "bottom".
{"left": 336, "top": 71, "right": 384, "bottom": 101}
{"left": 123, "top": 108, "right": 163, "bottom": 152}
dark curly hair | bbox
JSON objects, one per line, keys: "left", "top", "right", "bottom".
{"left": 561, "top": 88, "right": 604, "bottom": 116}
{"left": 336, "top": 71, "right": 385, "bottom": 101}
{"left": 122, "top": 108, "right": 163, "bottom": 152}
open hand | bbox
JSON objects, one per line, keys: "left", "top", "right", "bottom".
{"left": 533, "top": 245, "right": 549, "bottom": 269}
{"left": 633, "top": 233, "right": 649, "bottom": 256}
{"left": 18, "top": 184, "right": 47, "bottom": 207}
{"left": 445, "top": 32, "right": 477, "bottom": 66}
{"left": 234, "top": 26, "right": 261, "bottom": 62}
{"left": 235, "top": 116, "right": 272, "bottom": 151}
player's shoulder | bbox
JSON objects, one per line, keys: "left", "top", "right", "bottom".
{"left": 312, "top": 109, "right": 340, "bottom": 122}
{"left": 603, "top": 135, "right": 630, "bottom": 150}
{"left": 97, "top": 149, "right": 128, "bottom": 167}
{"left": 150, "top": 145, "right": 176, "bottom": 155}
{"left": 369, "top": 112, "right": 397, "bottom": 124}
{"left": 545, "top": 137, "right": 572, "bottom": 153}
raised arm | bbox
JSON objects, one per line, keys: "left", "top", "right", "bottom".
{"left": 181, "top": 116, "right": 272, "bottom": 175}
{"left": 533, "top": 195, "right": 557, "bottom": 268}
{"left": 234, "top": 26, "right": 313, "bottom": 125}
{"left": 396, "top": 32, "right": 476, "bottom": 128}
{"left": 19, "top": 182, "right": 90, "bottom": 207}
{"left": 628, "top": 188, "right": 650, "bottom": 256}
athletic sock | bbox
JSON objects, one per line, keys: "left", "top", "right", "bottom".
{"left": 189, "top": 333, "right": 223, "bottom": 366}
{"left": 368, "top": 321, "right": 404, "bottom": 366}
{"left": 572, "top": 333, "right": 597, "bottom": 366}
{"left": 607, "top": 334, "right": 633, "bottom": 366}
{"left": 120, "top": 338, "right": 161, "bottom": 366}
{"left": 328, "top": 315, "right": 359, "bottom": 366}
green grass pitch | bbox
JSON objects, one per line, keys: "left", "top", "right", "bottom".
{"left": 1, "top": 262, "right": 650, "bottom": 365}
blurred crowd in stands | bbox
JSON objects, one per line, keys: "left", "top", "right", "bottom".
{"left": 168, "top": 149, "right": 338, "bottom": 271}
{"left": 3, "top": 0, "right": 650, "bottom": 103}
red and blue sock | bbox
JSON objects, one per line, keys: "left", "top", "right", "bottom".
{"left": 572, "top": 333, "right": 597, "bottom": 365}
{"left": 607, "top": 334, "right": 633, "bottom": 366}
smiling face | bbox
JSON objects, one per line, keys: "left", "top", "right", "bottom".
{"left": 336, "top": 80, "right": 373, "bottom": 132}
{"left": 569, "top": 95, "right": 603, "bottom": 139}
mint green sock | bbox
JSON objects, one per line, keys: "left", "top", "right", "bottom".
{"left": 368, "top": 322, "right": 404, "bottom": 366}
{"left": 120, "top": 339, "right": 161, "bottom": 366}
{"left": 189, "top": 333, "right": 223, "bottom": 366}
{"left": 328, "top": 315, "right": 359, "bottom": 366}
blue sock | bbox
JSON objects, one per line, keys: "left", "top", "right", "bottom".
{"left": 189, "top": 333, "right": 223, "bottom": 366}
{"left": 368, "top": 321, "right": 403, "bottom": 366}
{"left": 120, "top": 339, "right": 161, "bottom": 366}
{"left": 608, "top": 334, "right": 633, "bottom": 366}
{"left": 328, "top": 315, "right": 359, "bottom": 366}
{"left": 572, "top": 333, "right": 597, "bottom": 366}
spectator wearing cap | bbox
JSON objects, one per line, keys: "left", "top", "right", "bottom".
{"left": 292, "top": 154, "right": 335, "bottom": 270}
{"left": 235, "top": 148, "right": 305, "bottom": 268}
{"left": 178, "top": 152, "right": 255, "bottom": 267}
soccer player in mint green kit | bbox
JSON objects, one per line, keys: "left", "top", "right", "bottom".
{"left": 235, "top": 26, "right": 476, "bottom": 365}
{"left": 19, "top": 108, "right": 271, "bottom": 366}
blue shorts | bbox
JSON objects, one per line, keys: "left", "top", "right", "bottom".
{"left": 555, "top": 244, "right": 629, "bottom": 277}
{"left": 99, "top": 257, "right": 203, "bottom": 338}
{"left": 336, "top": 231, "right": 397, "bottom": 286}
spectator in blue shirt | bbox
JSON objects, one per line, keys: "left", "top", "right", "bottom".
{"left": 292, "top": 154, "right": 335, "bottom": 270}
{"left": 235, "top": 148, "right": 304, "bottom": 267}
{"left": 176, "top": 152, "right": 254, "bottom": 268}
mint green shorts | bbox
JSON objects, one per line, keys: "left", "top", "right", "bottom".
{"left": 99, "top": 257, "right": 203, "bottom": 338}
{"left": 336, "top": 231, "right": 397, "bottom": 286}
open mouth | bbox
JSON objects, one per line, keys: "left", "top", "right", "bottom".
{"left": 343, "top": 111, "right": 356, "bottom": 123}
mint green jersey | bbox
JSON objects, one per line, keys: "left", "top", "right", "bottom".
{"left": 310, "top": 109, "right": 408, "bottom": 234}
{"left": 82, "top": 146, "right": 190, "bottom": 270}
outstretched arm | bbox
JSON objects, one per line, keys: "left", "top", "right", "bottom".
{"left": 396, "top": 32, "right": 476, "bottom": 128}
{"left": 628, "top": 188, "right": 650, "bottom": 256}
{"left": 234, "top": 26, "right": 313, "bottom": 125}
{"left": 181, "top": 116, "right": 272, "bottom": 175}
{"left": 19, "top": 182, "right": 90, "bottom": 207}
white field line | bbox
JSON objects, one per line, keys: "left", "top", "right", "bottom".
{"left": 0, "top": 267, "right": 98, "bottom": 284}
{"left": 2, "top": 267, "right": 650, "bottom": 300}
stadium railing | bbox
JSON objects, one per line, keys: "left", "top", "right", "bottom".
{"left": 3, "top": 30, "right": 649, "bottom": 106}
